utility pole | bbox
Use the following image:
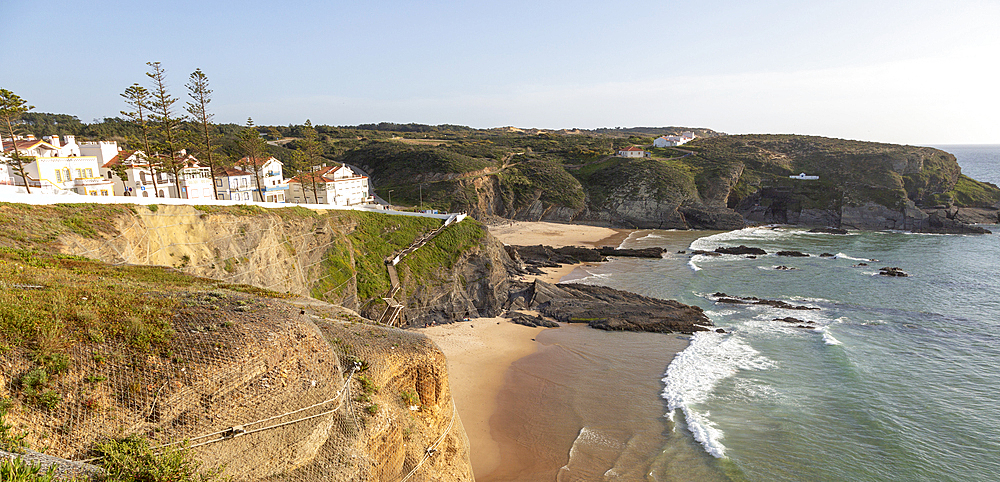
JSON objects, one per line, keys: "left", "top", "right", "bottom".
{"left": 387, "top": 189, "right": 393, "bottom": 207}
{"left": 419, "top": 183, "right": 422, "bottom": 209}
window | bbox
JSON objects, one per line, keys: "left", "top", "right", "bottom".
{"left": 216, "top": 179, "right": 222, "bottom": 187}
{"left": 55, "top": 170, "right": 62, "bottom": 182}
{"left": 85, "top": 168, "right": 93, "bottom": 177}
{"left": 75, "top": 169, "right": 82, "bottom": 179}
{"left": 244, "top": 192, "right": 250, "bottom": 200}
{"left": 64, "top": 168, "right": 70, "bottom": 180}
{"left": 100, "top": 190, "right": 109, "bottom": 196}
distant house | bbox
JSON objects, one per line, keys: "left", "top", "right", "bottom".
{"left": 234, "top": 156, "right": 286, "bottom": 203}
{"left": 790, "top": 173, "right": 820, "bottom": 180}
{"left": 653, "top": 131, "right": 696, "bottom": 147}
{"left": 288, "top": 164, "right": 372, "bottom": 206}
{"left": 617, "top": 146, "right": 648, "bottom": 158}
{"left": 215, "top": 167, "right": 255, "bottom": 201}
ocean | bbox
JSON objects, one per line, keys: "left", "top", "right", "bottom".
{"left": 525, "top": 145, "right": 1000, "bottom": 481}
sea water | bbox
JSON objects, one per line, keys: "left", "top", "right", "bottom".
{"left": 563, "top": 146, "right": 1000, "bottom": 481}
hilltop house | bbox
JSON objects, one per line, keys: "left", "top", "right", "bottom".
{"left": 789, "top": 173, "right": 820, "bottom": 180}
{"left": 234, "top": 156, "right": 286, "bottom": 203}
{"left": 617, "top": 146, "right": 648, "bottom": 158}
{"left": 653, "top": 131, "right": 696, "bottom": 147}
{"left": 288, "top": 164, "right": 371, "bottom": 206}
{"left": 3, "top": 135, "right": 115, "bottom": 195}
{"left": 214, "top": 167, "right": 256, "bottom": 201}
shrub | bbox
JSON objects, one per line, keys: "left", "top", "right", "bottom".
{"left": 0, "top": 457, "right": 57, "bottom": 482}
{"left": 94, "top": 435, "right": 225, "bottom": 482}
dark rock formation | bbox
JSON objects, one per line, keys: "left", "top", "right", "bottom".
{"left": 714, "top": 245, "right": 767, "bottom": 255}
{"left": 507, "top": 244, "right": 667, "bottom": 270}
{"left": 878, "top": 267, "right": 909, "bottom": 277}
{"left": 507, "top": 311, "right": 559, "bottom": 328}
{"left": 774, "top": 265, "right": 797, "bottom": 270}
{"left": 819, "top": 253, "right": 835, "bottom": 257}
{"left": 597, "top": 246, "right": 665, "bottom": 258}
{"left": 809, "top": 227, "right": 849, "bottom": 235}
{"left": 776, "top": 250, "right": 809, "bottom": 257}
{"left": 773, "top": 317, "right": 816, "bottom": 324}
{"left": 507, "top": 280, "right": 713, "bottom": 334}
{"left": 712, "top": 292, "right": 819, "bottom": 310}
{"left": 690, "top": 250, "right": 722, "bottom": 257}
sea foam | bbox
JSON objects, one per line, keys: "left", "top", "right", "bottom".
{"left": 662, "top": 331, "right": 775, "bottom": 458}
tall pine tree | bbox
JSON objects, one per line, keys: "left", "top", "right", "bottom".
{"left": 238, "top": 118, "right": 268, "bottom": 202}
{"left": 0, "top": 89, "right": 34, "bottom": 193}
{"left": 120, "top": 83, "right": 159, "bottom": 196}
{"left": 185, "top": 68, "right": 223, "bottom": 200}
{"left": 146, "top": 62, "right": 185, "bottom": 197}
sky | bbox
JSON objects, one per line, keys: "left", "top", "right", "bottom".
{"left": 4, "top": 0, "right": 1000, "bottom": 145}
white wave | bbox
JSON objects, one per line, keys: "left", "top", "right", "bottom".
{"left": 822, "top": 328, "right": 843, "bottom": 345}
{"left": 662, "top": 332, "right": 775, "bottom": 458}
{"left": 688, "top": 257, "right": 702, "bottom": 271}
{"left": 689, "top": 227, "right": 793, "bottom": 252}
{"left": 833, "top": 252, "right": 873, "bottom": 262}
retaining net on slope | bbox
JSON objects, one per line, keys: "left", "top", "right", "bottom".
{"left": 0, "top": 204, "right": 473, "bottom": 481}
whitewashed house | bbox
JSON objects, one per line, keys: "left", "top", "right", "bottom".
{"left": 176, "top": 157, "right": 213, "bottom": 200}
{"left": 100, "top": 150, "right": 175, "bottom": 198}
{"left": 3, "top": 136, "right": 115, "bottom": 195}
{"left": 214, "top": 167, "right": 255, "bottom": 201}
{"left": 288, "top": 164, "right": 372, "bottom": 206}
{"left": 617, "top": 146, "right": 648, "bottom": 158}
{"left": 235, "top": 156, "right": 286, "bottom": 203}
{"left": 653, "top": 132, "right": 696, "bottom": 147}
{"left": 789, "top": 173, "right": 820, "bottom": 180}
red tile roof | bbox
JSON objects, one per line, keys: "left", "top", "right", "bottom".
{"left": 101, "top": 150, "right": 137, "bottom": 168}
{"left": 620, "top": 146, "right": 644, "bottom": 151}
{"left": 2, "top": 139, "right": 55, "bottom": 154}
{"left": 237, "top": 156, "right": 280, "bottom": 168}
{"left": 217, "top": 167, "right": 252, "bottom": 177}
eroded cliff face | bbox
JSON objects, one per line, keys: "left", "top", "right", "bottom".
{"left": 0, "top": 203, "right": 498, "bottom": 480}
{"left": 62, "top": 205, "right": 516, "bottom": 324}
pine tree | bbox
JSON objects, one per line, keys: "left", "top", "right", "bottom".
{"left": 185, "top": 68, "right": 224, "bottom": 200}
{"left": 120, "top": 83, "right": 159, "bottom": 196}
{"left": 0, "top": 89, "right": 34, "bottom": 193}
{"left": 238, "top": 118, "right": 268, "bottom": 202}
{"left": 146, "top": 62, "right": 185, "bottom": 197}
{"left": 299, "top": 120, "right": 324, "bottom": 203}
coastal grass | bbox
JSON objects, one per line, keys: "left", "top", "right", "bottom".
{"left": 0, "top": 203, "right": 135, "bottom": 251}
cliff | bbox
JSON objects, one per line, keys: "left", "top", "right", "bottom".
{"left": 0, "top": 202, "right": 493, "bottom": 480}
{"left": 354, "top": 133, "right": 998, "bottom": 232}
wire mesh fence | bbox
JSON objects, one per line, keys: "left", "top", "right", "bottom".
{"left": 1, "top": 204, "right": 473, "bottom": 481}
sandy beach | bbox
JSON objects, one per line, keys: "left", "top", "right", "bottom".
{"left": 488, "top": 221, "right": 631, "bottom": 249}
{"left": 420, "top": 318, "right": 545, "bottom": 477}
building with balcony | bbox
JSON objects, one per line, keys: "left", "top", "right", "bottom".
{"left": 234, "top": 156, "right": 286, "bottom": 203}
{"left": 288, "top": 164, "right": 372, "bottom": 206}
{"left": 214, "top": 167, "right": 255, "bottom": 201}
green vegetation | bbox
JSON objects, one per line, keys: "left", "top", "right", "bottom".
{"left": 94, "top": 435, "right": 225, "bottom": 482}
{"left": 1, "top": 400, "right": 28, "bottom": 453}
{"left": 0, "top": 204, "right": 135, "bottom": 250}
{"left": 0, "top": 458, "right": 58, "bottom": 482}
{"left": 400, "top": 390, "right": 419, "bottom": 406}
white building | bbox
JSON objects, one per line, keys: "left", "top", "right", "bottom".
{"left": 100, "top": 150, "right": 175, "bottom": 198}
{"left": 653, "top": 131, "right": 696, "bottom": 147}
{"left": 3, "top": 136, "right": 115, "bottom": 195}
{"left": 214, "top": 167, "right": 255, "bottom": 201}
{"left": 176, "top": 157, "right": 214, "bottom": 200}
{"left": 234, "top": 156, "right": 286, "bottom": 203}
{"left": 789, "top": 173, "right": 820, "bottom": 180}
{"left": 617, "top": 146, "right": 648, "bottom": 158}
{"left": 288, "top": 164, "right": 372, "bottom": 206}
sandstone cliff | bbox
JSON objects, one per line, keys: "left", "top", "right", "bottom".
{"left": 0, "top": 203, "right": 489, "bottom": 480}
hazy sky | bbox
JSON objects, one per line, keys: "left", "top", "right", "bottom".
{"left": 5, "top": 0, "right": 999, "bottom": 144}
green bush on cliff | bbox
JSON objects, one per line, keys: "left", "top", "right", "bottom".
{"left": 94, "top": 435, "right": 225, "bottom": 482}
{"left": 397, "top": 219, "right": 487, "bottom": 285}
{"left": 947, "top": 175, "right": 1000, "bottom": 207}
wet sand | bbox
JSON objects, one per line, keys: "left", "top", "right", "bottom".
{"left": 420, "top": 318, "right": 545, "bottom": 477}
